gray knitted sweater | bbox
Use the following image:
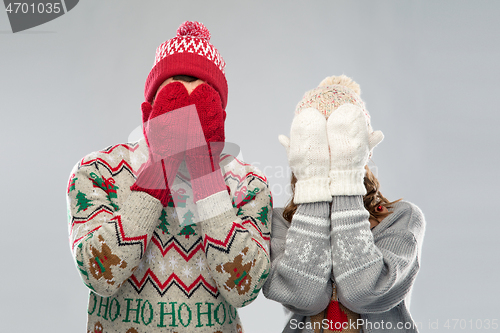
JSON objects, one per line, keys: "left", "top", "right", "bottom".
{"left": 263, "top": 197, "right": 425, "bottom": 333}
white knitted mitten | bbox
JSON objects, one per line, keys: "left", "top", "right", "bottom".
{"left": 279, "top": 108, "right": 331, "bottom": 203}
{"left": 327, "top": 104, "right": 384, "bottom": 195}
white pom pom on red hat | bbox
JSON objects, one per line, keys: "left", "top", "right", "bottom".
{"left": 176, "top": 21, "right": 211, "bottom": 41}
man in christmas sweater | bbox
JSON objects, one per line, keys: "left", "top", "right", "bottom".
{"left": 67, "top": 21, "right": 272, "bottom": 333}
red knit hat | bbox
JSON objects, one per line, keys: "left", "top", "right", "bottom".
{"left": 144, "top": 21, "right": 228, "bottom": 109}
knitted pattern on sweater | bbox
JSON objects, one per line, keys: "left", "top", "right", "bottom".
{"left": 263, "top": 198, "right": 425, "bottom": 333}
{"left": 67, "top": 139, "right": 272, "bottom": 333}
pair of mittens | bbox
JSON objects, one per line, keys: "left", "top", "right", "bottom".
{"left": 279, "top": 105, "right": 384, "bottom": 203}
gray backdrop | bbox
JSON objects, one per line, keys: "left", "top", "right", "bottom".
{"left": 1, "top": 1, "right": 499, "bottom": 332}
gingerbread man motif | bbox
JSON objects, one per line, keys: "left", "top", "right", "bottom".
{"left": 126, "top": 328, "right": 138, "bottom": 333}
{"left": 88, "top": 235, "right": 127, "bottom": 285}
{"left": 87, "top": 321, "right": 103, "bottom": 333}
{"left": 215, "top": 247, "right": 256, "bottom": 295}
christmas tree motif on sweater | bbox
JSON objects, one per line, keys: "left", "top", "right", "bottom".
{"left": 76, "top": 241, "right": 95, "bottom": 291}
{"left": 76, "top": 191, "right": 93, "bottom": 213}
{"left": 178, "top": 210, "right": 197, "bottom": 239}
{"left": 75, "top": 239, "right": 95, "bottom": 291}
{"left": 216, "top": 247, "right": 256, "bottom": 295}
{"left": 157, "top": 210, "right": 170, "bottom": 234}
{"left": 88, "top": 235, "right": 127, "bottom": 285}
{"left": 68, "top": 173, "right": 77, "bottom": 193}
{"left": 89, "top": 172, "right": 120, "bottom": 211}
{"left": 257, "top": 204, "right": 269, "bottom": 227}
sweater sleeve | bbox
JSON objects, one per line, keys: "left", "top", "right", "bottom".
{"left": 263, "top": 203, "right": 332, "bottom": 316}
{"left": 67, "top": 160, "right": 163, "bottom": 297}
{"left": 196, "top": 159, "right": 272, "bottom": 308}
{"left": 330, "top": 196, "right": 425, "bottom": 314}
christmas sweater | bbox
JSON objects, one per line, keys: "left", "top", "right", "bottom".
{"left": 67, "top": 139, "right": 272, "bottom": 333}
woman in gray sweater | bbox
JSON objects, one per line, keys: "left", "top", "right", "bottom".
{"left": 263, "top": 76, "right": 425, "bottom": 333}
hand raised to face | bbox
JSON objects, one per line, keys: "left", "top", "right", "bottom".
{"left": 327, "top": 103, "right": 384, "bottom": 196}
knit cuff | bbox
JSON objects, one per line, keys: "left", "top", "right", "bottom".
{"left": 122, "top": 191, "right": 164, "bottom": 231}
{"left": 331, "top": 195, "right": 365, "bottom": 212}
{"left": 196, "top": 190, "right": 234, "bottom": 223}
{"left": 294, "top": 178, "right": 332, "bottom": 204}
{"left": 296, "top": 201, "right": 331, "bottom": 222}
{"left": 329, "top": 169, "right": 366, "bottom": 196}
{"left": 331, "top": 195, "right": 369, "bottom": 228}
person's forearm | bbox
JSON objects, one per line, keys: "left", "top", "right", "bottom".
{"left": 198, "top": 172, "right": 272, "bottom": 308}
{"left": 263, "top": 202, "right": 332, "bottom": 316}
{"left": 69, "top": 166, "right": 163, "bottom": 297}
{"left": 330, "top": 196, "right": 420, "bottom": 313}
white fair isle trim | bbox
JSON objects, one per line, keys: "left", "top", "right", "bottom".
{"left": 196, "top": 191, "right": 233, "bottom": 221}
{"left": 334, "top": 258, "right": 380, "bottom": 282}
{"left": 281, "top": 262, "right": 327, "bottom": 282}
{"left": 293, "top": 213, "right": 331, "bottom": 227}
{"left": 155, "top": 36, "right": 225, "bottom": 72}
